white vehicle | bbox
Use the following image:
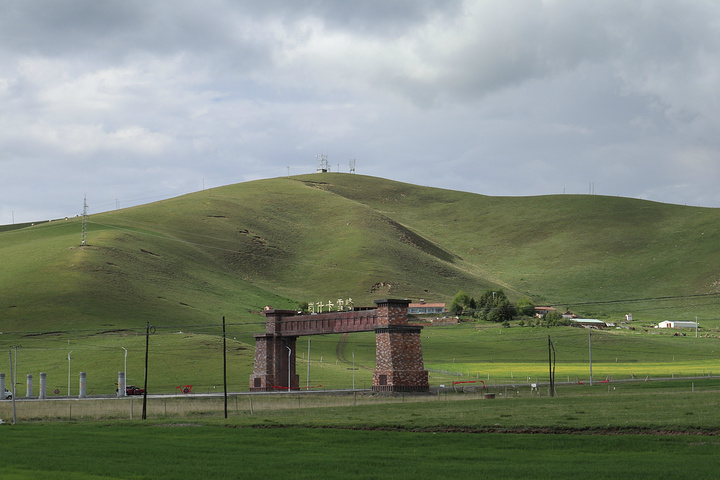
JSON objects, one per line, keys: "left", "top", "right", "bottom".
{"left": 2, "top": 388, "right": 11, "bottom": 400}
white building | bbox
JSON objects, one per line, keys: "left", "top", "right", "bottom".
{"left": 657, "top": 321, "right": 698, "bottom": 329}
{"left": 569, "top": 319, "right": 607, "bottom": 329}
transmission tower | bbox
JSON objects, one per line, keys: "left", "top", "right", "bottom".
{"left": 349, "top": 158, "right": 356, "bottom": 174}
{"left": 316, "top": 153, "right": 329, "bottom": 173}
{"left": 80, "top": 195, "right": 88, "bottom": 246}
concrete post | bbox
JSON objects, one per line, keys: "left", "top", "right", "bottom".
{"left": 26, "top": 374, "right": 33, "bottom": 398}
{"left": 118, "top": 372, "right": 126, "bottom": 397}
{"left": 0, "top": 373, "right": 5, "bottom": 397}
{"left": 39, "top": 372, "right": 47, "bottom": 399}
{"left": 79, "top": 372, "right": 87, "bottom": 398}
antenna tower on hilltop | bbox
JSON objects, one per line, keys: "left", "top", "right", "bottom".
{"left": 349, "top": 158, "right": 356, "bottom": 174}
{"left": 80, "top": 195, "right": 88, "bottom": 246}
{"left": 316, "top": 153, "right": 329, "bottom": 173}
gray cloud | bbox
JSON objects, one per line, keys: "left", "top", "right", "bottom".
{"left": 2, "top": 0, "right": 720, "bottom": 223}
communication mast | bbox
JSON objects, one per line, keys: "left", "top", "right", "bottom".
{"left": 80, "top": 195, "right": 88, "bottom": 246}
{"left": 349, "top": 158, "right": 356, "bottom": 174}
{"left": 316, "top": 153, "right": 329, "bottom": 173}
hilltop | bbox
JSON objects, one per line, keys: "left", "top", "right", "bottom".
{"left": 1, "top": 173, "right": 719, "bottom": 333}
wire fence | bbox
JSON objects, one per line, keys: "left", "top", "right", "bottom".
{"left": 2, "top": 374, "right": 719, "bottom": 423}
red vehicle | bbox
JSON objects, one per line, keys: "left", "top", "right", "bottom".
{"left": 116, "top": 385, "right": 145, "bottom": 395}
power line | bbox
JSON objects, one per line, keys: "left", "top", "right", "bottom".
{"left": 549, "top": 292, "right": 720, "bottom": 307}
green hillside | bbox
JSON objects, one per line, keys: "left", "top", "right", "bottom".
{"left": 2, "top": 174, "right": 720, "bottom": 394}
{"left": 2, "top": 173, "right": 720, "bottom": 332}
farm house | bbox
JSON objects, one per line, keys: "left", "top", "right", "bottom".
{"left": 408, "top": 301, "right": 446, "bottom": 315}
{"left": 657, "top": 321, "right": 698, "bottom": 329}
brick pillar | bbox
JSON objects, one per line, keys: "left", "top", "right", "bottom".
{"left": 250, "top": 334, "right": 300, "bottom": 392}
{"left": 250, "top": 308, "right": 300, "bottom": 392}
{"left": 373, "top": 299, "right": 429, "bottom": 392}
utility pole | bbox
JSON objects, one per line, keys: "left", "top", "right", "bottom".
{"left": 548, "top": 336, "right": 555, "bottom": 397}
{"left": 589, "top": 329, "right": 593, "bottom": 386}
{"left": 223, "top": 316, "right": 228, "bottom": 419}
{"left": 142, "top": 322, "right": 149, "bottom": 420}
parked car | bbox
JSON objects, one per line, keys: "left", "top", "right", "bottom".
{"left": 2, "top": 388, "right": 11, "bottom": 399}
{"left": 116, "top": 385, "right": 145, "bottom": 396}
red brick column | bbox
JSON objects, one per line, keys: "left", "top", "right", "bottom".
{"left": 250, "top": 308, "right": 300, "bottom": 391}
{"left": 372, "top": 299, "right": 429, "bottom": 392}
{"left": 250, "top": 334, "right": 299, "bottom": 392}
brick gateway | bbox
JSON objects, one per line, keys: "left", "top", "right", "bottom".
{"left": 250, "top": 299, "right": 429, "bottom": 392}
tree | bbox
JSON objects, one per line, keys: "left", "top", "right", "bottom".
{"left": 450, "top": 290, "right": 472, "bottom": 315}
{"left": 516, "top": 297, "right": 535, "bottom": 317}
{"left": 543, "top": 310, "right": 563, "bottom": 327}
{"left": 486, "top": 297, "right": 514, "bottom": 323}
{"left": 477, "top": 289, "right": 507, "bottom": 310}
{"left": 475, "top": 289, "right": 513, "bottom": 322}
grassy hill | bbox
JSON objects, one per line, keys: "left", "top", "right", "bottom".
{"left": 3, "top": 172, "right": 720, "bottom": 327}
{"left": 2, "top": 173, "right": 720, "bottom": 393}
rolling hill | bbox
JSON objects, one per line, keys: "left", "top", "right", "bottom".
{"left": 3, "top": 173, "right": 720, "bottom": 394}
{"left": 2, "top": 173, "right": 720, "bottom": 333}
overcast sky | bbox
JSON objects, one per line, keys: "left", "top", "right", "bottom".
{"left": 3, "top": 0, "right": 720, "bottom": 224}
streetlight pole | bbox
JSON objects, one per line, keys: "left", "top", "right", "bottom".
{"left": 307, "top": 337, "right": 311, "bottom": 390}
{"left": 286, "top": 345, "right": 291, "bottom": 393}
{"left": 67, "top": 351, "right": 73, "bottom": 396}
{"left": 12, "top": 345, "right": 19, "bottom": 399}
{"left": 121, "top": 347, "right": 128, "bottom": 397}
{"left": 9, "top": 349, "right": 16, "bottom": 424}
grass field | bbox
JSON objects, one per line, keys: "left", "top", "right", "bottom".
{"left": 2, "top": 424, "right": 719, "bottom": 479}
{"left": 2, "top": 322, "right": 720, "bottom": 395}
{"left": 1, "top": 320, "right": 719, "bottom": 396}
{"left": 3, "top": 381, "right": 720, "bottom": 479}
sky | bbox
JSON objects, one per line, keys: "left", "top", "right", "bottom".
{"left": 2, "top": 0, "right": 720, "bottom": 224}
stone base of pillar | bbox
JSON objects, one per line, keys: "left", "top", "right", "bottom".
{"left": 372, "top": 384, "right": 430, "bottom": 393}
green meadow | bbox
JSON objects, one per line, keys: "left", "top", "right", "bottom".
{"left": 4, "top": 384, "right": 720, "bottom": 479}
{"left": 4, "top": 422, "right": 720, "bottom": 479}
{"left": 1, "top": 321, "right": 719, "bottom": 395}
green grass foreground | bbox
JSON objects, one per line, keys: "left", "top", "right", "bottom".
{"left": 2, "top": 424, "right": 719, "bottom": 479}
{"left": 3, "top": 383, "right": 720, "bottom": 479}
